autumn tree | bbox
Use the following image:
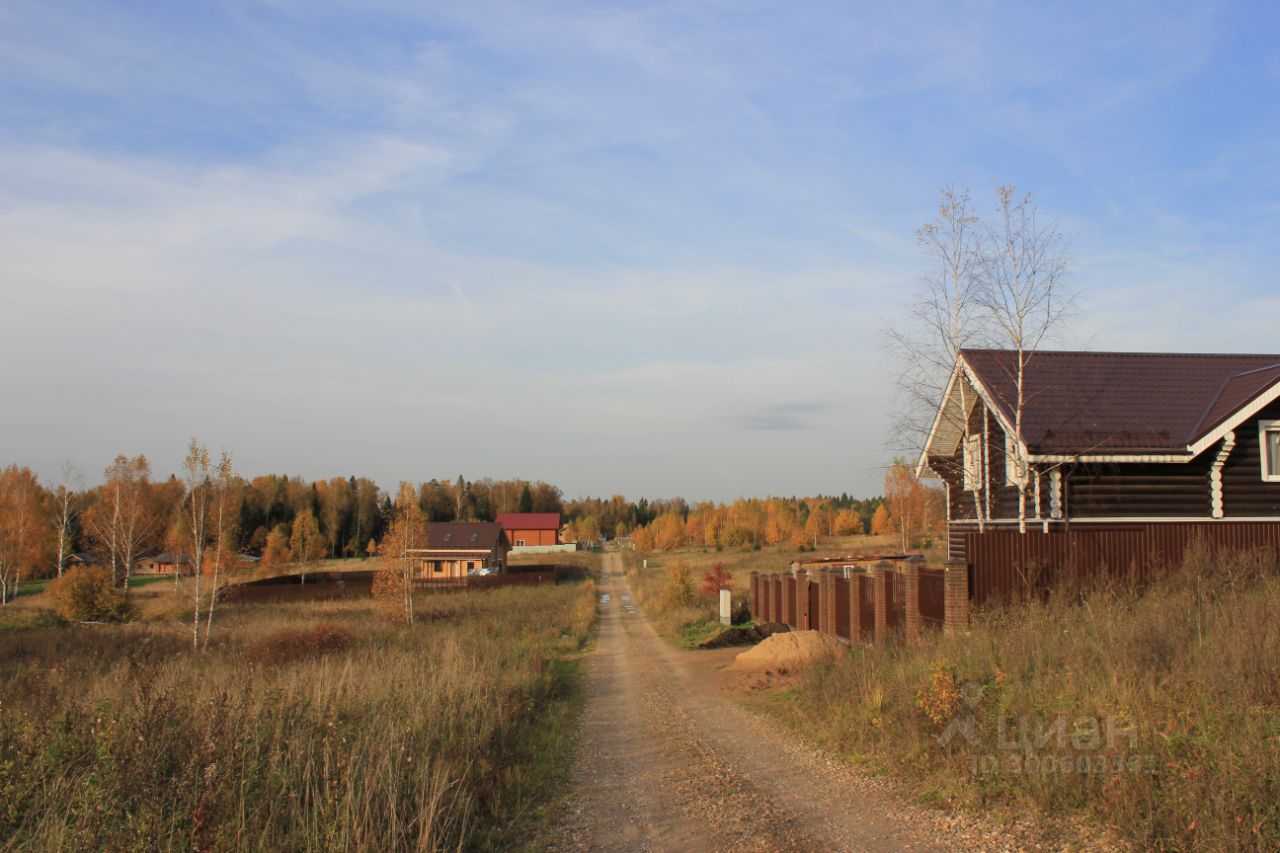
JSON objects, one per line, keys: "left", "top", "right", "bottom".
{"left": 834, "top": 508, "right": 864, "bottom": 536}
{"left": 85, "top": 454, "right": 157, "bottom": 589}
{"left": 374, "top": 483, "right": 427, "bottom": 624}
{"left": 883, "top": 458, "right": 930, "bottom": 552}
{"left": 870, "top": 504, "right": 892, "bottom": 537}
{"left": 260, "top": 526, "right": 290, "bottom": 575}
{"left": 0, "top": 466, "right": 47, "bottom": 603}
{"left": 289, "top": 508, "right": 324, "bottom": 583}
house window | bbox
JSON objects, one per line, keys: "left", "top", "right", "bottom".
{"left": 962, "top": 434, "right": 982, "bottom": 491}
{"left": 1262, "top": 420, "right": 1280, "bottom": 483}
{"left": 515, "top": 538, "right": 525, "bottom": 547}
{"left": 1004, "top": 432, "right": 1026, "bottom": 487}
{"left": 432, "top": 561, "right": 443, "bottom": 574}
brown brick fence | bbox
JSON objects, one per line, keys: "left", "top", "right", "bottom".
{"left": 750, "top": 559, "right": 969, "bottom": 645}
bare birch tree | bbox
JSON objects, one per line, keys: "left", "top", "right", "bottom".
{"left": 51, "top": 460, "right": 79, "bottom": 577}
{"left": 374, "top": 482, "right": 427, "bottom": 625}
{"left": 974, "top": 186, "right": 1074, "bottom": 532}
{"left": 202, "top": 452, "right": 238, "bottom": 650}
{"left": 886, "top": 186, "right": 992, "bottom": 530}
{"left": 86, "top": 455, "right": 155, "bottom": 589}
{"left": 182, "top": 440, "right": 212, "bottom": 651}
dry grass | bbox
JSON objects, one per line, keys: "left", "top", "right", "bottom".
{"left": 771, "top": 544, "right": 1280, "bottom": 852}
{"left": 0, "top": 580, "right": 597, "bottom": 851}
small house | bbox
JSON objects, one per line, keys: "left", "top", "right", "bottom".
{"left": 134, "top": 553, "right": 191, "bottom": 576}
{"left": 405, "top": 522, "right": 511, "bottom": 580}
{"left": 920, "top": 349, "right": 1280, "bottom": 601}
{"left": 496, "top": 512, "right": 562, "bottom": 548}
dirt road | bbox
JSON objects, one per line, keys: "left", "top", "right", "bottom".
{"left": 555, "top": 553, "right": 1003, "bottom": 853}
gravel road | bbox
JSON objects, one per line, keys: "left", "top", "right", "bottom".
{"left": 553, "top": 553, "right": 1062, "bottom": 853}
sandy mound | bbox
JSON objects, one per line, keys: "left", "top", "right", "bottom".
{"left": 730, "top": 630, "right": 846, "bottom": 672}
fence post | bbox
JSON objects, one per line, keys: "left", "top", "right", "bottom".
{"left": 873, "top": 562, "right": 892, "bottom": 643}
{"left": 772, "top": 574, "right": 782, "bottom": 624}
{"left": 902, "top": 561, "right": 921, "bottom": 641}
{"left": 795, "top": 568, "right": 810, "bottom": 630}
{"left": 944, "top": 559, "right": 970, "bottom": 633}
{"left": 781, "top": 572, "right": 793, "bottom": 629}
{"left": 749, "top": 571, "right": 759, "bottom": 621}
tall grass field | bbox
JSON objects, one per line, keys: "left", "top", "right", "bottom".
{"left": 774, "top": 545, "right": 1280, "bottom": 852}
{"left": 0, "top": 580, "right": 596, "bottom": 851}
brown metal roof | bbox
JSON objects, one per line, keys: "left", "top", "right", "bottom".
{"left": 496, "top": 512, "right": 561, "bottom": 530}
{"left": 961, "top": 349, "right": 1280, "bottom": 455}
{"left": 424, "top": 522, "right": 507, "bottom": 551}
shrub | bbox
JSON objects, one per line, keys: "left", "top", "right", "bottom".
{"left": 664, "top": 561, "right": 695, "bottom": 607}
{"left": 246, "top": 622, "right": 352, "bottom": 665}
{"left": 45, "top": 566, "right": 130, "bottom": 622}
{"left": 699, "top": 562, "right": 733, "bottom": 598}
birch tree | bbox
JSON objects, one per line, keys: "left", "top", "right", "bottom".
{"left": 202, "top": 452, "right": 238, "bottom": 650}
{"left": 86, "top": 455, "right": 156, "bottom": 590}
{"left": 51, "top": 461, "right": 79, "bottom": 577}
{"left": 0, "top": 466, "right": 44, "bottom": 604}
{"left": 289, "top": 508, "right": 323, "bottom": 584}
{"left": 974, "top": 186, "right": 1074, "bottom": 532}
{"left": 182, "top": 440, "right": 212, "bottom": 651}
{"left": 374, "top": 482, "right": 427, "bottom": 625}
{"left": 886, "top": 187, "right": 992, "bottom": 530}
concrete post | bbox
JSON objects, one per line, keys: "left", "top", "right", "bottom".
{"left": 944, "top": 559, "right": 970, "bottom": 634}
{"left": 795, "top": 568, "right": 810, "bottom": 630}
{"left": 902, "top": 560, "right": 921, "bottom": 641}
{"left": 873, "top": 562, "right": 893, "bottom": 644}
{"left": 719, "top": 588, "right": 732, "bottom": 626}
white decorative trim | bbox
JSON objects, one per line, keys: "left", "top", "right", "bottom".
{"left": 1049, "top": 469, "right": 1063, "bottom": 519}
{"left": 916, "top": 363, "right": 964, "bottom": 478}
{"left": 1031, "top": 453, "right": 1190, "bottom": 464}
{"left": 1189, "top": 378, "right": 1280, "bottom": 457}
{"left": 1261, "top": 420, "right": 1280, "bottom": 483}
{"left": 1033, "top": 471, "right": 1042, "bottom": 520}
{"left": 1209, "top": 432, "right": 1236, "bottom": 518}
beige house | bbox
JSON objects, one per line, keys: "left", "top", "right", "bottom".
{"left": 406, "top": 522, "right": 511, "bottom": 580}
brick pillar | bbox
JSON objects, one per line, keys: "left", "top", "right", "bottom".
{"left": 902, "top": 561, "right": 921, "bottom": 641}
{"left": 873, "top": 562, "right": 892, "bottom": 643}
{"left": 944, "top": 559, "right": 970, "bottom": 634}
{"left": 795, "top": 569, "right": 810, "bottom": 630}
{"left": 781, "top": 573, "right": 793, "bottom": 629}
{"left": 750, "top": 571, "right": 759, "bottom": 622}
{"left": 767, "top": 574, "right": 778, "bottom": 623}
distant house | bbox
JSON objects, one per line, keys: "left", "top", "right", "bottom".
{"left": 496, "top": 512, "right": 562, "bottom": 548}
{"left": 920, "top": 349, "right": 1280, "bottom": 602}
{"left": 62, "top": 553, "right": 101, "bottom": 571}
{"left": 134, "top": 553, "right": 191, "bottom": 576}
{"left": 405, "top": 522, "right": 511, "bottom": 580}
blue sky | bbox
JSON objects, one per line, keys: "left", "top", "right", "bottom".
{"left": 2, "top": 1, "right": 1279, "bottom": 500}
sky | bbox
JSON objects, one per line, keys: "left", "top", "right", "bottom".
{"left": 2, "top": 1, "right": 1279, "bottom": 501}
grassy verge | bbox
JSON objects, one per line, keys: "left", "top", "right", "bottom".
{"left": 0, "top": 580, "right": 597, "bottom": 850}
{"left": 765, "top": 545, "right": 1280, "bottom": 851}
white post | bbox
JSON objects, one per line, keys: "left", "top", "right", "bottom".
{"left": 719, "top": 588, "right": 732, "bottom": 626}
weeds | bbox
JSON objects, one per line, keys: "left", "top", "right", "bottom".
{"left": 0, "top": 580, "right": 597, "bottom": 851}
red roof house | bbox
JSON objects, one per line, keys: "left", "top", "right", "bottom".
{"left": 496, "top": 513, "right": 562, "bottom": 548}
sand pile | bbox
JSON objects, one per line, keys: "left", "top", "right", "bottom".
{"left": 730, "top": 630, "right": 846, "bottom": 672}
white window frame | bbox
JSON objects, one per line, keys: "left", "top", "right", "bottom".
{"left": 1004, "top": 432, "right": 1027, "bottom": 487}
{"left": 962, "top": 434, "right": 982, "bottom": 491}
{"left": 1261, "top": 419, "right": 1280, "bottom": 483}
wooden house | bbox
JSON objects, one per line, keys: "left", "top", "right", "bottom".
{"left": 405, "top": 522, "right": 511, "bottom": 580}
{"left": 920, "top": 349, "right": 1280, "bottom": 602}
{"left": 134, "top": 553, "right": 191, "bottom": 576}
{"left": 496, "top": 512, "right": 562, "bottom": 547}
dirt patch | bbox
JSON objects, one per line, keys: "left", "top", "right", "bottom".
{"left": 698, "top": 622, "right": 790, "bottom": 649}
{"left": 730, "top": 630, "right": 845, "bottom": 672}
